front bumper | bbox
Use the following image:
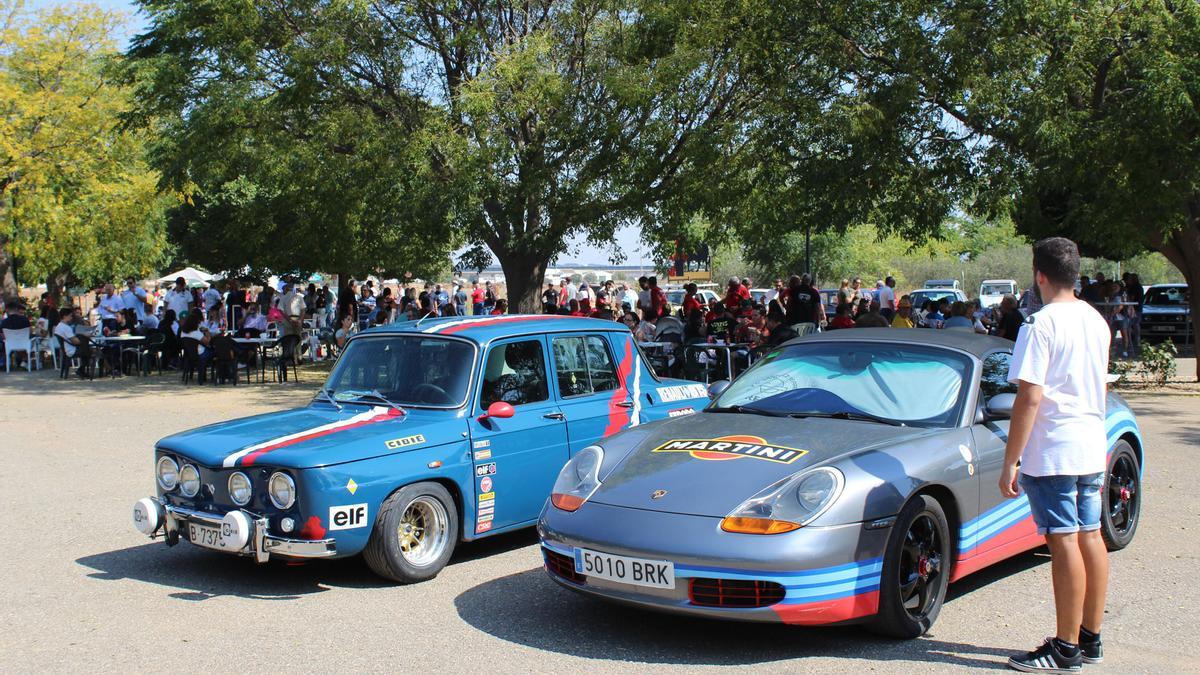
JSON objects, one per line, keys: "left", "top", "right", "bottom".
{"left": 133, "top": 497, "right": 336, "bottom": 562}
{"left": 538, "top": 500, "right": 888, "bottom": 626}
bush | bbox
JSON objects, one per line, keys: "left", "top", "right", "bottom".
{"left": 1139, "top": 341, "right": 1178, "bottom": 387}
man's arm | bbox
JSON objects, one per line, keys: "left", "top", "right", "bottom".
{"left": 999, "top": 379, "right": 1044, "bottom": 498}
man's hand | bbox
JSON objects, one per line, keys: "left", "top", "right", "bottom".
{"left": 999, "top": 462, "right": 1020, "bottom": 499}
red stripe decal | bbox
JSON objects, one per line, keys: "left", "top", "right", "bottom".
{"left": 603, "top": 338, "right": 635, "bottom": 436}
{"left": 772, "top": 590, "right": 880, "bottom": 625}
{"left": 952, "top": 515, "right": 1042, "bottom": 581}
{"left": 239, "top": 411, "right": 397, "bottom": 466}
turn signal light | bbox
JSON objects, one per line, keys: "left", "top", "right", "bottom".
{"left": 551, "top": 493, "right": 586, "bottom": 511}
{"left": 720, "top": 517, "right": 801, "bottom": 535}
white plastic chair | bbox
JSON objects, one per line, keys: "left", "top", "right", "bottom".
{"left": 4, "top": 328, "right": 38, "bottom": 372}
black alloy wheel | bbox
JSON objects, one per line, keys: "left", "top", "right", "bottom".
{"left": 869, "top": 494, "right": 951, "bottom": 639}
{"left": 1101, "top": 440, "right": 1141, "bottom": 551}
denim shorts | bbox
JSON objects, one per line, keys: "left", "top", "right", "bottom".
{"left": 1020, "top": 472, "right": 1104, "bottom": 536}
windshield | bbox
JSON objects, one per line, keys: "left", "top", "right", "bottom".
{"left": 712, "top": 342, "right": 972, "bottom": 427}
{"left": 911, "top": 290, "right": 958, "bottom": 306}
{"left": 666, "top": 291, "right": 684, "bottom": 305}
{"left": 980, "top": 283, "right": 1014, "bottom": 296}
{"left": 323, "top": 335, "right": 475, "bottom": 407}
{"left": 1143, "top": 287, "right": 1189, "bottom": 306}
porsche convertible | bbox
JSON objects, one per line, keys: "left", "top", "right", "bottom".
{"left": 537, "top": 329, "right": 1143, "bottom": 637}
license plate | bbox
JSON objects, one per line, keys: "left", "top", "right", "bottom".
{"left": 574, "top": 548, "right": 674, "bottom": 589}
{"left": 1150, "top": 325, "right": 1175, "bottom": 332}
{"left": 188, "top": 522, "right": 234, "bottom": 551}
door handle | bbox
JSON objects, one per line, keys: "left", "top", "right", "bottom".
{"left": 543, "top": 412, "right": 566, "bottom": 420}
{"left": 616, "top": 400, "right": 635, "bottom": 408}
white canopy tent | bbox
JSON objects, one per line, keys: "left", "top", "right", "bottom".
{"left": 156, "top": 267, "right": 216, "bottom": 287}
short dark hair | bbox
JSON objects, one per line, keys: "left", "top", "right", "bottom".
{"left": 59, "top": 307, "right": 73, "bottom": 319}
{"left": 1032, "top": 237, "right": 1081, "bottom": 288}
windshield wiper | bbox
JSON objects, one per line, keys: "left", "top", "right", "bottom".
{"left": 312, "top": 387, "right": 342, "bottom": 411}
{"left": 341, "top": 389, "right": 406, "bottom": 415}
{"left": 788, "top": 411, "right": 905, "bottom": 427}
{"left": 705, "top": 404, "right": 787, "bottom": 417}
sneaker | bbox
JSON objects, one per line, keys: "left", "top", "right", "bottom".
{"left": 1079, "top": 630, "right": 1103, "bottom": 664}
{"left": 1007, "top": 638, "right": 1082, "bottom": 673}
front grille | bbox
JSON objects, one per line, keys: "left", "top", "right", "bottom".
{"left": 688, "top": 577, "right": 785, "bottom": 608}
{"left": 543, "top": 549, "right": 586, "bottom": 584}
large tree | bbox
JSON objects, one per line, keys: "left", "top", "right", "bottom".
{"left": 805, "top": 0, "right": 1200, "bottom": 374}
{"left": 0, "top": 2, "right": 169, "bottom": 297}
{"left": 128, "top": 0, "right": 777, "bottom": 310}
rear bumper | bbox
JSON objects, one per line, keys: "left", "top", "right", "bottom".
{"left": 537, "top": 501, "right": 888, "bottom": 625}
{"left": 134, "top": 497, "right": 336, "bottom": 562}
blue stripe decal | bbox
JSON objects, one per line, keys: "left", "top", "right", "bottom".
{"left": 960, "top": 495, "right": 1028, "bottom": 538}
{"left": 974, "top": 501, "right": 1031, "bottom": 545}
{"left": 780, "top": 583, "right": 881, "bottom": 605}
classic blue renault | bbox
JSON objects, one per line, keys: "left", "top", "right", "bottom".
{"left": 131, "top": 315, "right": 709, "bottom": 582}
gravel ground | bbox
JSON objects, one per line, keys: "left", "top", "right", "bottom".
{"left": 0, "top": 370, "right": 1196, "bottom": 673}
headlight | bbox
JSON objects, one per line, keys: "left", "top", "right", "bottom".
{"left": 550, "top": 445, "right": 604, "bottom": 512}
{"left": 156, "top": 456, "right": 179, "bottom": 490}
{"left": 228, "top": 471, "right": 253, "bottom": 506}
{"left": 268, "top": 472, "right": 296, "bottom": 509}
{"left": 720, "top": 467, "right": 845, "bottom": 535}
{"left": 179, "top": 464, "right": 201, "bottom": 498}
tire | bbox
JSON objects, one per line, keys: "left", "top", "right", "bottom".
{"left": 868, "top": 494, "right": 952, "bottom": 639}
{"left": 1101, "top": 440, "right": 1141, "bottom": 551}
{"left": 363, "top": 482, "right": 458, "bottom": 583}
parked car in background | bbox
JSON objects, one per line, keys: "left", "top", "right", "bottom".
{"left": 978, "top": 279, "right": 1018, "bottom": 308}
{"left": 820, "top": 289, "right": 839, "bottom": 317}
{"left": 665, "top": 288, "right": 720, "bottom": 310}
{"left": 131, "top": 316, "right": 709, "bottom": 583}
{"left": 907, "top": 288, "right": 968, "bottom": 311}
{"left": 1140, "top": 284, "right": 1192, "bottom": 344}
{"left": 924, "top": 279, "right": 961, "bottom": 290}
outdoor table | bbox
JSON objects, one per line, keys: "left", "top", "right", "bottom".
{"left": 682, "top": 342, "right": 754, "bottom": 382}
{"left": 89, "top": 335, "right": 145, "bottom": 377}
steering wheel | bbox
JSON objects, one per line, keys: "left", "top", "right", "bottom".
{"left": 411, "top": 382, "right": 453, "bottom": 405}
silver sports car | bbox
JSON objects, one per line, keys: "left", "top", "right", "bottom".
{"left": 538, "top": 329, "right": 1143, "bottom": 637}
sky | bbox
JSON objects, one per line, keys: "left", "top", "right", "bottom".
{"left": 23, "top": 0, "right": 650, "bottom": 266}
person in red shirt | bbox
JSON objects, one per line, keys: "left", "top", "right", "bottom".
{"left": 648, "top": 276, "right": 667, "bottom": 318}
{"left": 828, "top": 303, "right": 857, "bottom": 329}
{"left": 682, "top": 283, "right": 703, "bottom": 316}
{"left": 723, "top": 277, "right": 751, "bottom": 317}
{"left": 489, "top": 298, "right": 508, "bottom": 315}
{"left": 470, "top": 282, "right": 485, "bottom": 315}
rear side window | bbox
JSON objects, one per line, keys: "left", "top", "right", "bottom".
{"left": 552, "top": 335, "right": 619, "bottom": 397}
{"left": 480, "top": 340, "right": 549, "bottom": 409}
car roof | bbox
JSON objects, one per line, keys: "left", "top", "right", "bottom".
{"left": 910, "top": 288, "right": 964, "bottom": 295}
{"left": 789, "top": 327, "right": 1012, "bottom": 359}
{"left": 1148, "top": 283, "right": 1187, "bottom": 288}
{"left": 353, "top": 314, "right": 626, "bottom": 344}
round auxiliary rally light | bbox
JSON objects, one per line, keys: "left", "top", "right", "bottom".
{"left": 220, "top": 510, "right": 253, "bottom": 551}
{"left": 280, "top": 517, "right": 296, "bottom": 534}
{"left": 132, "top": 497, "right": 162, "bottom": 535}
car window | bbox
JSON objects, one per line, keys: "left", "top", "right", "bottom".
{"left": 552, "top": 335, "right": 619, "bottom": 397}
{"left": 480, "top": 339, "right": 549, "bottom": 409}
{"left": 980, "top": 351, "right": 1017, "bottom": 399}
{"left": 1143, "top": 287, "right": 1189, "bottom": 306}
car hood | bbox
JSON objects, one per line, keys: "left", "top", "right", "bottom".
{"left": 590, "top": 412, "right": 937, "bottom": 517}
{"left": 156, "top": 404, "right": 464, "bottom": 469}
{"left": 1141, "top": 305, "right": 1188, "bottom": 315}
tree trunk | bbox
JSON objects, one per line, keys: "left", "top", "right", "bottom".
{"left": 46, "top": 271, "right": 69, "bottom": 304}
{"left": 0, "top": 235, "right": 17, "bottom": 298}
{"left": 1150, "top": 220, "right": 1200, "bottom": 381}
{"left": 496, "top": 252, "right": 547, "bottom": 315}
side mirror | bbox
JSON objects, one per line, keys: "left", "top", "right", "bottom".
{"left": 984, "top": 393, "right": 1016, "bottom": 420}
{"left": 707, "top": 380, "right": 730, "bottom": 399}
{"left": 478, "top": 401, "right": 515, "bottom": 423}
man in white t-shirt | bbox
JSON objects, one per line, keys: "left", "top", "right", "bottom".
{"left": 202, "top": 284, "right": 222, "bottom": 313}
{"left": 164, "top": 278, "right": 192, "bottom": 318}
{"left": 97, "top": 284, "right": 124, "bottom": 331}
{"left": 1002, "top": 237, "right": 1111, "bottom": 673}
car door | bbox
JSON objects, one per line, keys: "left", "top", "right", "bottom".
{"left": 968, "top": 350, "right": 1023, "bottom": 557}
{"left": 470, "top": 336, "right": 568, "bottom": 533}
{"left": 549, "top": 332, "right": 623, "bottom": 456}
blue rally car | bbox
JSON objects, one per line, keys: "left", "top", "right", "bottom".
{"left": 131, "top": 315, "right": 709, "bottom": 582}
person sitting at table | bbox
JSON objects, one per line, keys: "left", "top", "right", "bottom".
{"left": 335, "top": 314, "right": 355, "bottom": 350}
{"left": 1, "top": 299, "right": 31, "bottom": 331}
{"left": 633, "top": 310, "right": 657, "bottom": 343}
{"left": 53, "top": 307, "right": 93, "bottom": 378}
{"left": 201, "top": 307, "right": 223, "bottom": 334}
{"left": 179, "top": 311, "right": 213, "bottom": 367}
{"left": 704, "top": 302, "right": 734, "bottom": 343}
{"left": 240, "top": 304, "right": 267, "bottom": 337}
{"left": 654, "top": 305, "right": 684, "bottom": 341}
{"left": 763, "top": 311, "right": 798, "bottom": 348}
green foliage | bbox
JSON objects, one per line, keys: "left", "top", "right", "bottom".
{"left": 1139, "top": 341, "right": 1178, "bottom": 387}
{"left": 0, "top": 2, "right": 169, "bottom": 292}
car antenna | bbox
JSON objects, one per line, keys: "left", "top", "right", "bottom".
{"left": 414, "top": 310, "right": 435, "bottom": 329}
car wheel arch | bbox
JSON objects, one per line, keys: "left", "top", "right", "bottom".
{"left": 907, "top": 483, "right": 963, "bottom": 567}
{"left": 375, "top": 477, "right": 466, "bottom": 539}
{"left": 1118, "top": 432, "right": 1143, "bottom": 473}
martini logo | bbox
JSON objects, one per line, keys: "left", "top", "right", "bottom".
{"left": 651, "top": 435, "right": 808, "bottom": 464}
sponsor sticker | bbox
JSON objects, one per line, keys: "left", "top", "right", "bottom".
{"left": 480, "top": 476, "right": 493, "bottom": 493}
{"left": 345, "top": 478, "right": 358, "bottom": 495}
{"left": 329, "top": 503, "right": 368, "bottom": 530}
{"left": 478, "top": 499, "right": 494, "bottom": 510}
{"left": 477, "top": 512, "right": 494, "bottom": 523}
{"left": 477, "top": 505, "right": 494, "bottom": 516}
{"left": 473, "top": 440, "right": 491, "bottom": 449}
{"left": 475, "top": 521, "right": 492, "bottom": 534}
{"left": 668, "top": 407, "right": 695, "bottom": 418}
{"left": 475, "top": 462, "right": 497, "bottom": 477}
{"left": 478, "top": 491, "right": 495, "bottom": 502}
{"left": 385, "top": 434, "right": 426, "bottom": 450}
{"left": 657, "top": 383, "right": 708, "bottom": 403}
{"left": 473, "top": 449, "right": 493, "bottom": 460}
{"left": 651, "top": 435, "right": 808, "bottom": 464}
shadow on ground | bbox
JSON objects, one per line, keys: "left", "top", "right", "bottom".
{"left": 75, "top": 528, "right": 538, "bottom": 602}
{"left": 451, "top": 550, "right": 1049, "bottom": 668}
{"left": 0, "top": 364, "right": 324, "bottom": 403}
